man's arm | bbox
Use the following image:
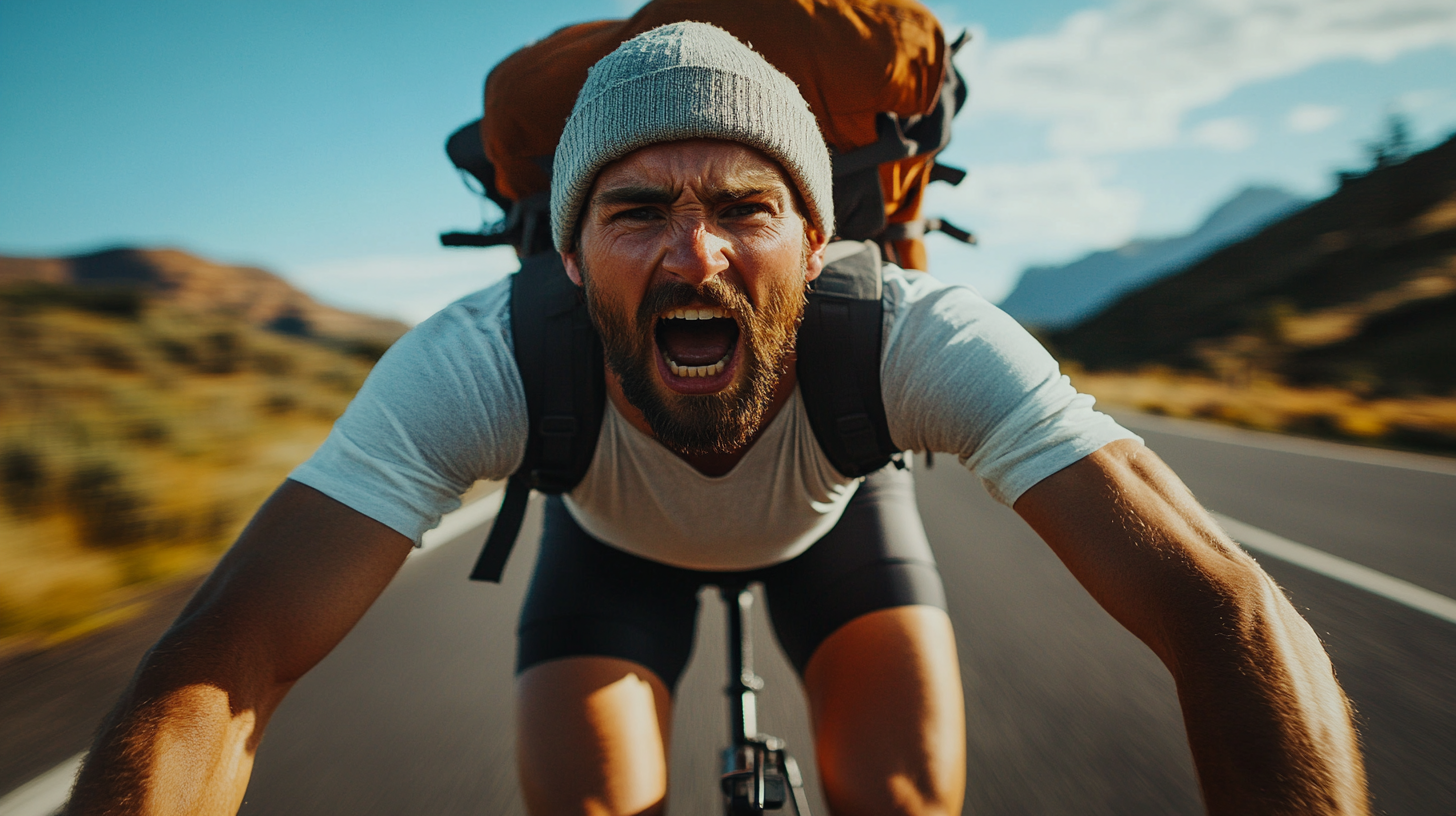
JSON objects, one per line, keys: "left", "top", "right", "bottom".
{"left": 1013, "top": 438, "right": 1367, "bottom": 815}
{"left": 65, "top": 480, "right": 415, "bottom": 815}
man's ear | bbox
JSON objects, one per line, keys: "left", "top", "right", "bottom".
{"left": 803, "top": 227, "right": 831, "bottom": 283}
{"left": 562, "top": 251, "right": 585, "bottom": 287}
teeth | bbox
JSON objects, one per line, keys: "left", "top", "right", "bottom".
{"left": 664, "top": 307, "right": 729, "bottom": 321}
{"left": 665, "top": 351, "right": 731, "bottom": 378}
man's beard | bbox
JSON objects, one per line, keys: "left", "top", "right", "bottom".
{"left": 581, "top": 261, "right": 807, "bottom": 456}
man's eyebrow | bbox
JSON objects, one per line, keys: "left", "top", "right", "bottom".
{"left": 592, "top": 185, "right": 677, "bottom": 207}
{"left": 700, "top": 184, "right": 775, "bottom": 205}
{"left": 592, "top": 177, "right": 788, "bottom": 209}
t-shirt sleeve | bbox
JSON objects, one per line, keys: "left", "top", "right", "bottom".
{"left": 880, "top": 269, "right": 1140, "bottom": 506}
{"left": 288, "top": 280, "right": 528, "bottom": 543}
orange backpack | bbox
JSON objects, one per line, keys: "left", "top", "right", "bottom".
{"left": 443, "top": 0, "right": 972, "bottom": 269}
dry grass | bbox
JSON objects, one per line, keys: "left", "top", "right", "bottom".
{"left": 1068, "top": 365, "right": 1456, "bottom": 454}
{"left": 0, "top": 297, "right": 380, "bottom": 651}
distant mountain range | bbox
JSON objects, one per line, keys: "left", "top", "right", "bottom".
{"left": 1053, "top": 133, "right": 1456, "bottom": 397}
{"left": 999, "top": 186, "right": 1310, "bottom": 329}
{"left": 0, "top": 247, "right": 408, "bottom": 345}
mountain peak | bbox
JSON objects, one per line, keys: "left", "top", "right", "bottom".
{"left": 1197, "top": 186, "right": 1307, "bottom": 237}
{"left": 998, "top": 186, "right": 1309, "bottom": 329}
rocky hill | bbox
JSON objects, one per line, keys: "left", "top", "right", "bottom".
{"left": 1053, "top": 133, "right": 1456, "bottom": 398}
{"left": 0, "top": 247, "right": 408, "bottom": 346}
{"left": 999, "top": 186, "right": 1308, "bottom": 329}
{"left": 0, "top": 247, "right": 407, "bottom": 651}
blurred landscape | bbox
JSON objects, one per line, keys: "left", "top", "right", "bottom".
{"left": 3, "top": 128, "right": 1455, "bottom": 654}
{"left": 1, "top": 130, "right": 1454, "bottom": 816}
{"left": 1007, "top": 124, "right": 1456, "bottom": 453}
{"left": 0, "top": 249, "right": 406, "bottom": 654}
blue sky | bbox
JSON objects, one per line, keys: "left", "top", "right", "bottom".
{"left": 3, "top": 0, "right": 1455, "bottom": 322}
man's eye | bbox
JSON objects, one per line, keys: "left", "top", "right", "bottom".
{"left": 723, "top": 203, "right": 768, "bottom": 218}
{"left": 615, "top": 207, "right": 661, "bottom": 222}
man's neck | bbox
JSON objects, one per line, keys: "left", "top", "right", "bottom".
{"left": 604, "top": 358, "right": 799, "bottom": 477}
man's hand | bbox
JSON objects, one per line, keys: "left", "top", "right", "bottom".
{"left": 65, "top": 480, "right": 414, "bottom": 816}
{"left": 1013, "top": 438, "right": 1368, "bottom": 815}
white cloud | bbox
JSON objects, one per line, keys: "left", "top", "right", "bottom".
{"left": 287, "top": 248, "right": 520, "bottom": 325}
{"left": 1190, "top": 116, "right": 1258, "bottom": 150}
{"left": 964, "top": 0, "right": 1456, "bottom": 154}
{"left": 1285, "top": 103, "right": 1345, "bottom": 132}
{"left": 926, "top": 157, "right": 1142, "bottom": 248}
{"left": 1396, "top": 88, "right": 1446, "bottom": 111}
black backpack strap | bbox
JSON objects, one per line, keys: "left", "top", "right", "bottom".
{"left": 469, "top": 476, "right": 531, "bottom": 581}
{"left": 880, "top": 217, "right": 976, "bottom": 245}
{"left": 440, "top": 119, "right": 556, "bottom": 256}
{"left": 469, "top": 252, "right": 605, "bottom": 582}
{"left": 798, "top": 240, "right": 900, "bottom": 478}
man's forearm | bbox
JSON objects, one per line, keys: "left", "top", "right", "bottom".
{"left": 1015, "top": 439, "right": 1367, "bottom": 814}
{"left": 64, "top": 481, "right": 411, "bottom": 814}
{"left": 65, "top": 633, "right": 284, "bottom": 816}
{"left": 67, "top": 685, "right": 260, "bottom": 815}
{"left": 1160, "top": 562, "right": 1367, "bottom": 814}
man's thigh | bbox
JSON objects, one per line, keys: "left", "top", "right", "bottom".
{"left": 517, "top": 656, "right": 673, "bottom": 816}
{"left": 804, "top": 605, "right": 966, "bottom": 816}
{"left": 515, "top": 500, "right": 702, "bottom": 815}
{"left": 517, "top": 496, "right": 703, "bottom": 689}
{"left": 761, "top": 466, "right": 965, "bottom": 815}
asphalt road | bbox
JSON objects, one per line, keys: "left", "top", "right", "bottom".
{"left": 235, "top": 417, "right": 1455, "bottom": 815}
{"left": 4, "top": 415, "right": 1454, "bottom": 814}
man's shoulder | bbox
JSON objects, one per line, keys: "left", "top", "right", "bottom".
{"left": 365, "top": 275, "right": 520, "bottom": 390}
{"left": 880, "top": 263, "right": 998, "bottom": 328}
{"left": 880, "top": 263, "right": 938, "bottom": 300}
{"left": 417, "top": 275, "right": 514, "bottom": 334}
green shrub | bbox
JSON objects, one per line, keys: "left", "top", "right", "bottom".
{"left": 88, "top": 340, "right": 138, "bottom": 371}
{"left": 260, "top": 392, "right": 298, "bottom": 415}
{"left": 252, "top": 350, "right": 298, "bottom": 376}
{"left": 342, "top": 338, "right": 393, "bottom": 363}
{"left": 65, "top": 461, "right": 150, "bottom": 549}
{"left": 0, "top": 283, "right": 144, "bottom": 319}
{"left": 197, "top": 331, "right": 244, "bottom": 374}
{"left": 155, "top": 336, "right": 199, "bottom": 366}
{"left": 126, "top": 418, "right": 170, "bottom": 446}
{"left": 1, "top": 444, "right": 49, "bottom": 516}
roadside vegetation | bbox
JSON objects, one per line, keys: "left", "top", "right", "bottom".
{"left": 0, "top": 285, "right": 383, "bottom": 652}
{"left": 1068, "top": 364, "right": 1456, "bottom": 454}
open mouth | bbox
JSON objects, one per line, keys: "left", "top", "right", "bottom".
{"left": 654, "top": 306, "right": 741, "bottom": 393}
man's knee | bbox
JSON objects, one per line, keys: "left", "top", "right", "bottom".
{"left": 805, "top": 606, "right": 966, "bottom": 816}
{"left": 516, "top": 656, "right": 672, "bottom": 816}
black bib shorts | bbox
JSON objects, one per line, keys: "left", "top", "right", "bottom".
{"left": 516, "top": 464, "right": 946, "bottom": 689}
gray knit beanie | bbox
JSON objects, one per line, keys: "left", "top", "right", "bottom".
{"left": 551, "top": 21, "right": 834, "bottom": 253}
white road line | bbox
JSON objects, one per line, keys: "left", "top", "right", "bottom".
{"left": 1110, "top": 410, "right": 1456, "bottom": 477}
{"left": 1213, "top": 512, "right": 1456, "bottom": 626}
{"left": 0, "top": 753, "right": 81, "bottom": 816}
{"left": 0, "top": 493, "right": 505, "bottom": 813}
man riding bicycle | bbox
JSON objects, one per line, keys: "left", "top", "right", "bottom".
{"left": 67, "top": 21, "right": 1368, "bottom": 816}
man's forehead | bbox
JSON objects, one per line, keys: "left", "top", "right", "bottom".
{"left": 591, "top": 140, "right": 793, "bottom": 198}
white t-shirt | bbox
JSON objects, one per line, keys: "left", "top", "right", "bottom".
{"left": 290, "top": 264, "right": 1138, "bottom": 570}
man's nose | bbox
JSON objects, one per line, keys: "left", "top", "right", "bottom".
{"left": 660, "top": 220, "right": 730, "bottom": 286}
